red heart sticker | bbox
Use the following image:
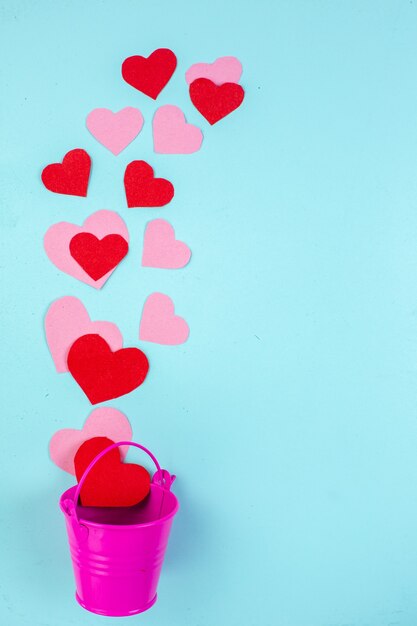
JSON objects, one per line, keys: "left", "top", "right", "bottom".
{"left": 124, "top": 160, "right": 174, "bottom": 208}
{"left": 189, "top": 78, "right": 245, "bottom": 125}
{"left": 67, "top": 334, "right": 149, "bottom": 404}
{"left": 122, "top": 48, "right": 177, "bottom": 100}
{"left": 75, "top": 436, "right": 151, "bottom": 507}
{"left": 69, "top": 233, "right": 128, "bottom": 281}
{"left": 41, "top": 148, "right": 91, "bottom": 196}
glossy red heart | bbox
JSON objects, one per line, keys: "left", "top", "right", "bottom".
{"left": 124, "top": 160, "right": 174, "bottom": 208}
{"left": 189, "top": 78, "right": 245, "bottom": 125}
{"left": 69, "top": 233, "right": 128, "bottom": 281}
{"left": 74, "top": 436, "right": 151, "bottom": 507}
{"left": 67, "top": 334, "right": 149, "bottom": 404}
{"left": 41, "top": 148, "right": 91, "bottom": 196}
{"left": 122, "top": 48, "right": 177, "bottom": 100}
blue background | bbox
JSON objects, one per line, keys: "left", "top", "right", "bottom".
{"left": 2, "top": 1, "right": 417, "bottom": 624}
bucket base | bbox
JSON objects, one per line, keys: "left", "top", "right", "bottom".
{"left": 75, "top": 592, "right": 157, "bottom": 617}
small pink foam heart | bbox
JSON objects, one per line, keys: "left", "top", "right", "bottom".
{"left": 44, "top": 209, "right": 129, "bottom": 289}
{"left": 142, "top": 219, "right": 191, "bottom": 269}
{"left": 49, "top": 407, "right": 132, "bottom": 475}
{"left": 45, "top": 296, "right": 123, "bottom": 373}
{"left": 153, "top": 105, "right": 203, "bottom": 154}
{"left": 185, "top": 56, "right": 242, "bottom": 86}
{"left": 139, "top": 293, "right": 189, "bottom": 345}
{"left": 86, "top": 107, "right": 144, "bottom": 155}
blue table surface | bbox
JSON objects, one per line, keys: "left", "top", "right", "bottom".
{"left": 1, "top": 1, "right": 417, "bottom": 625}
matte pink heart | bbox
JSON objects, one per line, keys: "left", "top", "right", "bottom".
{"left": 86, "top": 107, "right": 144, "bottom": 155}
{"left": 142, "top": 219, "right": 191, "bottom": 269}
{"left": 139, "top": 293, "right": 189, "bottom": 345}
{"left": 44, "top": 209, "right": 129, "bottom": 289}
{"left": 153, "top": 105, "right": 203, "bottom": 154}
{"left": 49, "top": 407, "right": 132, "bottom": 475}
{"left": 45, "top": 296, "right": 123, "bottom": 373}
{"left": 185, "top": 56, "right": 242, "bottom": 86}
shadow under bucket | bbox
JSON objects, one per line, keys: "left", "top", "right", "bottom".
{"left": 59, "top": 441, "right": 179, "bottom": 617}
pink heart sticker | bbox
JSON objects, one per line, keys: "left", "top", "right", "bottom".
{"left": 153, "top": 105, "right": 203, "bottom": 154}
{"left": 44, "top": 209, "right": 129, "bottom": 289}
{"left": 45, "top": 296, "right": 123, "bottom": 373}
{"left": 86, "top": 107, "right": 144, "bottom": 155}
{"left": 49, "top": 407, "right": 132, "bottom": 475}
{"left": 142, "top": 219, "right": 191, "bottom": 269}
{"left": 185, "top": 56, "right": 242, "bottom": 86}
{"left": 139, "top": 293, "right": 189, "bottom": 345}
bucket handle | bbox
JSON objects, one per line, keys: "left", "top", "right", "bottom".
{"left": 64, "top": 441, "right": 175, "bottom": 537}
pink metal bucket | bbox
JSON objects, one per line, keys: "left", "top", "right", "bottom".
{"left": 59, "top": 441, "right": 179, "bottom": 617}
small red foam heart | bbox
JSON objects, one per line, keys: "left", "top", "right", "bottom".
{"left": 124, "top": 160, "right": 174, "bottom": 208}
{"left": 69, "top": 233, "right": 128, "bottom": 281}
{"left": 67, "top": 334, "right": 149, "bottom": 404}
{"left": 189, "top": 78, "right": 245, "bottom": 125}
{"left": 74, "top": 436, "right": 151, "bottom": 507}
{"left": 41, "top": 148, "right": 91, "bottom": 196}
{"left": 122, "top": 48, "right": 177, "bottom": 100}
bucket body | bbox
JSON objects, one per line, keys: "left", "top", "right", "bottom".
{"left": 60, "top": 482, "right": 179, "bottom": 616}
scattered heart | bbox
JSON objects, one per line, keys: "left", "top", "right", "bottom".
{"left": 189, "top": 78, "right": 244, "bottom": 125}
{"left": 124, "top": 160, "right": 174, "bottom": 208}
{"left": 44, "top": 209, "right": 129, "bottom": 289}
{"left": 69, "top": 233, "right": 128, "bottom": 281}
{"left": 142, "top": 219, "right": 191, "bottom": 269}
{"left": 67, "top": 333, "right": 149, "bottom": 404}
{"left": 45, "top": 296, "right": 123, "bottom": 373}
{"left": 139, "top": 292, "right": 189, "bottom": 345}
{"left": 74, "top": 436, "right": 150, "bottom": 507}
{"left": 153, "top": 105, "right": 203, "bottom": 154}
{"left": 49, "top": 407, "right": 132, "bottom": 475}
{"left": 122, "top": 48, "right": 177, "bottom": 100}
{"left": 185, "top": 56, "right": 242, "bottom": 86}
{"left": 86, "top": 107, "right": 144, "bottom": 155}
{"left": 41, "top": 148, "right": 91, "bottom": 196}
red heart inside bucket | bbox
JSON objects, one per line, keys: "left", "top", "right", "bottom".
{"left": 74, "top": 436, "right": 151, "bottom": 507}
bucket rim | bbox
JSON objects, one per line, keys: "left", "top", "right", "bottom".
{"left": 60, "top": 484, "right": 179, "bottom": 530}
